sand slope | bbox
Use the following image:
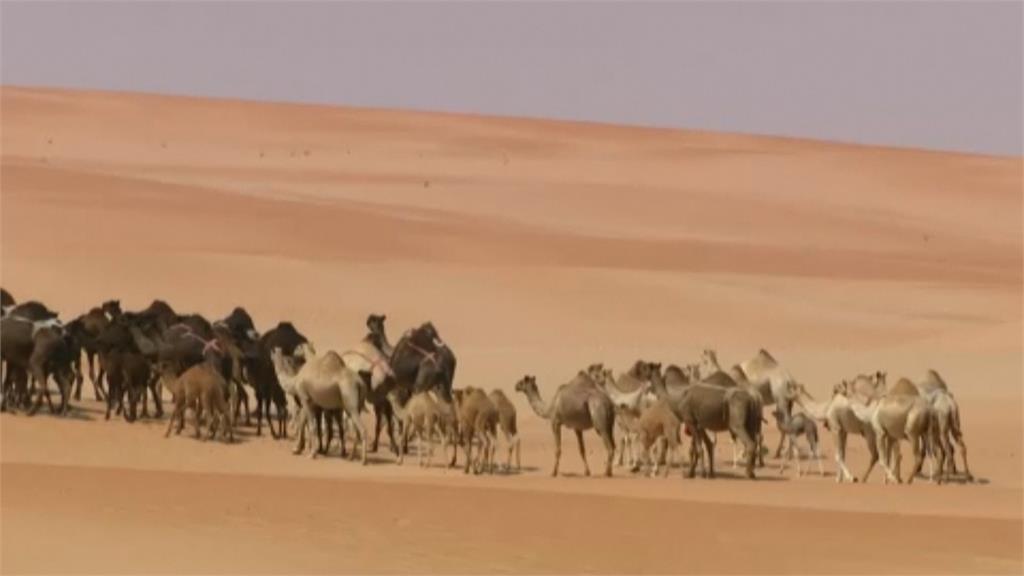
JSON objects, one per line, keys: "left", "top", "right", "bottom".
{"left": 1, "top": 86, "right": 1022, "bottom": 573}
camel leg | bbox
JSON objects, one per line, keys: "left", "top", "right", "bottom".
{"left": 397, "top": 419, "right": 409, "bottom": 465}
{"left": 954, "top": 432, "right": 972, "bottom": 482}
{"left": 574, "top": 429, "right": 591, "bottom": 477}
{"left": 550, "top": 422, "right": 562, "bottom": 477}
{"left": 164, "top": 399, "right": 184, "bottom": 437}
{"left": 73, "top": 360, "right": 83, "bottom": 402}
{"left": 877, "top": 434, "right": 896, "bottom": 484}
{"left": 860, "top": 430, "right": 879, "bottom": 483}
{"left": 292, "top": 406, "right": 309, "bottom": 455}
{"left": 504, "top": 431, "right": 514, "bottom": 472}
{"left": 935, "top": 426, "right": 951, "bottom": 485}
{"left": 148, "top": 377, "right": 163, "bottom": 418}
{"left": 85, "top": 352, "right": 96, "bottom": 397}
{"left": 734, "top": 426, "right": 757, "bottom": 480}
{"left": 812, "top": 437, "right": 825, "bottom": 476}
{"left": 255, "top": 394, "right": 265, "bottom": 436}
{"left": 371, "top": 406, "right": 384, "bottom": 453}
{"left": 346, "top": 407, "right": 367, "bottom": 465}
{"left": 897, "top": 436, "right": 905, "bottom": 481}
{"left": 700, "top": 430, "right": 715, "bottom": 478}
{"left": 773, "top": 430, "right": 786, "bottom": 459}
{"left": 463, "top": 429, "right": 474, "bottom": 475}
{"left": 89, "top": 353, "right": 106, "bottom": 402}
{"left": 908, "top": 433, "right": 926, "bottom": 485}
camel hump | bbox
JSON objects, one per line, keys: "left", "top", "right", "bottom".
{"left": 702, "top": 370, "right": 737, "bottom": 388}
{"left": 889, "top": 377, "right": 919, "bottom": 396}
{"left": 925, "top": 369, "right": 949, "bottom": 390}
{"left": 758, "top": 349, "right": 775, "bottom": 362}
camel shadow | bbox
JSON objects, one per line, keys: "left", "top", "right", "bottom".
{"left": 4, "top": 406, "right": 97, "bottom": 422}
{"left": 685, "top": 470, "right": 790, "bottom": 482}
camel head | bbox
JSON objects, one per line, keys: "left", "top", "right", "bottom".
{"left": 873, "top": 370, "right": 887, "bottom": 389}
{"left": 101, "top": 300, "right": 122, "bottom": 319}
{"left": 629, "top": 359, "right": 652, "bottom": 380}
{"left": 366, "top": 313, "right": 387, "bottom": 336}
{"left": 585, "top": 362, "right": 604, "bottom": 381}
{"left": 295, "top": 341, "right": 316, "bottom": 359}
{"left": 700, "top": 349, "right": 719, "bottom": 376}
{"left": 646, "top": 361, "right": 662, "bottom": 379}
{"left": 833, "top": 380, "right": 849, "bottom": 397}
{"left": 514, "top": 375, "right": 538, "bottom": 396}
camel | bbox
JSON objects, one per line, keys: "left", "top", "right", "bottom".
{"left": 915, "top": 370, "right": 971, "bottom": 483}
{"left": 596, "top": 367, "right": 652, "bottom": 468}
{"left": 160, "top": 362, "right": 234, "bottom": 442}
{"left": 387, "top": 388, "right": 448, "bottom": 467}
{"left": 0, "top": 316, "right": 76, "bottom": 415}
{"left": 67, "top": 303, "right": 119, "bottom": 400}
{"left": 7, "top": 301, "right": 59, "bottom": 322}
{"left": 365, "top": 314, "right": 395, "bottom": 358}
{"left": 925, "top": 386, "right": 971, "bottom": 483}
{"left": 871, "top": 383, "right": 933, "bottom": 484}
{"left": 342, "top": 334, "right": 400, "bottom": 455}
{"left": 514, "top": 373, "right": 616, "bottom": 477}
{"left": 613, "top": 397, "right": 682, "bottom": 477}
{"left": 218, "top": 307, "right": 260, "bottom": 342}
{"left": 103, "top": 349, "right": 151, "bottom": 422}
{"left": 282, "top": 344, "right": 369, "bottom": 463}
{"left": 649, "top": 368, "right": 761, "bottom": 479}
{"left": 389, "top": 322, "right": 457, "bottom": 401}
{"left": 772, "top": 400, "right": 824, "bottom": 476}
{"left": 452, "top": 387, "right": 499, "bottom": 474}
{"left": 736, "top": 349, "right": 809, "bottom": 458}
{"left": 488, "top": 388, "right": 521, "bottom": 472}
{"left": 0, "top": 287, "right": 14, "bottom": 316}
{"left": 824, "top": 375, "right": 884, "bottom": 483}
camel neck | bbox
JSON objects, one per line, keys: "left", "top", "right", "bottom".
{"left": 522, "top": 387, "right": 551, "bottom": 420}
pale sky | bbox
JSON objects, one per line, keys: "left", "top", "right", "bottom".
{"left": 2, "top": 1, "right": 1021, "bottom": 155}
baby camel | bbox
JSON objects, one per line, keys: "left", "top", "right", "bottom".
{"left": 772, "top": 401, "right": 824, "bottom": 476}
{"left": 387, "top": 388, "right": 446, "bottom": 468}
{"left": 488, "top": 388, "right": 521, "bottom": 472}
{"left": 614, "top": 397, "right": 682, "bottom": 477}
{"left": 160, "top": 362, "right": 234, "bottom": 442}
{"left": 453, "top": 387, "right": 499, "bottom": 475}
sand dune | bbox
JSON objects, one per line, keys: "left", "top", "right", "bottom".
{"left": 1, "top": 86, "right": 1021, "bottom": 573}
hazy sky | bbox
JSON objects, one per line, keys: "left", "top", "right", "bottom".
{"left": 2, "top": 1, "right": 1021, "bottom": 155}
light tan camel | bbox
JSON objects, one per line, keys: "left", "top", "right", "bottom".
{"left": 916, "top": 370, "right": 971, "bottom": 483}
{"left": 160, "top": 362, "right": 233, "bottom": 442}
{"left": 515, "top": 373, "right": 616, "bottom": 477}
{"left": 387, "top": 388, "right": 445, "bottom": 467}
{"left": 614, "top": 397, "right": 682, "bottom": 477}
{"left": 281, "top": 343, "right": 369, "bottom": 463}
{"left": 871, "top": 379, "right": 933, "bottom": 484}
{"left": 596, "top": 368, "right": 652, "bottom": 468}
{"left": 488, "top": 388, "right": 521, "bottom": 472}
{"left": 824, "top": 375, "right": 884, "bottom": 483}
{"left": 738, "top": 349, "right": 809, "bottom": 459}
{"left": 452, "top": 387, "right": 499, "bottom": 474}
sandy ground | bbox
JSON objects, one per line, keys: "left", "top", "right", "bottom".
{"left": 1, "top": 86, "right": 1022, "bottom": 574}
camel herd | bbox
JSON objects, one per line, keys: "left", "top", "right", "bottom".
{"left": 0, "top": 287, "right": 972, "bottom": 484}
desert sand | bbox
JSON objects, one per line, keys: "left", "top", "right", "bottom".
{"left": 1, "top": 86, "right": 1021, "bottom": 574}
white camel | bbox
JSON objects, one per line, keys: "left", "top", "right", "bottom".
{"left": 273, "top": 343, "right": 369, "bottom": 463}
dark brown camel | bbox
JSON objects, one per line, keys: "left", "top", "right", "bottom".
{"left": 388, "top": 322, "right": 457, "bottom": 402}
{"left": 8, "top": 301, "right": 59, "bottom": 321}
{"left": 0, "top": 316, "right": 76, "bottom": 415}
{"left": 1, "top": 288, "right": 14, "bottom": 315}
